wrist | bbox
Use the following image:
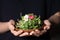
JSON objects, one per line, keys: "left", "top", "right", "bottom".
{"left": 6, "top": 22, "right": 10, "bottom": 31}
{"left": 48, "top": 15, "right": 60, "bottom": 25}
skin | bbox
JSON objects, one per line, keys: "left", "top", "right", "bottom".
{"left": 29, "top": 20, "right": 51, "bottom": 37}
{"left": 9, "top": 12, "right": 60, "bottom": 37}
{"left": 0, "top": 12, "right": 60, "bottom": 37}
{"left": 8, "top": 20, "right": 51, "bottom": 37}
{"left": 0, "top": 22, "right": 9, "bottom": 33}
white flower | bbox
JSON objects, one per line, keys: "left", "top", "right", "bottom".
{"left": 24, "top": 15, "right": 29, "bottom": 21}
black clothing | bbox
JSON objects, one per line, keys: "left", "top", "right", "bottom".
{"left": 0, "top": 0, "right": 60, "bottom": 40}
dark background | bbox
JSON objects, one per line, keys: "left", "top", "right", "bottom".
{"left": 0, "top": 0, "right": 60, "bottom": 40}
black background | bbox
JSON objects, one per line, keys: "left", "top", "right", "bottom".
{"left": 0, "top": 0, "right": 60, "bottom": 40}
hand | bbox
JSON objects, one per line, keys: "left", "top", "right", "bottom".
{"left": 8, "top": 20, "right": 29, "bottom": 37}
{"left": 43, "top": 20, "right": 51, "bottom": 30}
{"left": 29, "top": 20, "right": 51, "bottom": 37}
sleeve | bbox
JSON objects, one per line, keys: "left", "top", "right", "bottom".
{"left": 48, "top": 12, "right": 60, "bottom": 25}
{"left": 46, "top": 0, "right": 60, "bottom": 25}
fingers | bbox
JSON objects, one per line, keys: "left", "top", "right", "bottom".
{"left": 8, "top": 20, "right": 29, "bottom": 37}
{"left": 34, "top": 29, "right": 47, "bottom": 36}
{"left": 29, "top": 20, "right": 51, "bottom": 37}
{"left": 43, "top": 20, "right": 51, "bottom": 30}
{"left": 9, "top": 20, "right": 15, "bottom": 25}
{"left": 44, "top": 20, "right": 51, "bottom": 26}
{"left": 30, "top": 31, "right": 35, "bottom": 35}
{"left": 40, "top": 30, "right": 47, "bottom": 35}
{"left": 19, "top": 32, "right": 29, "bottom": 37}
{"left": 30, "top": 29, "right": 47, "bottom": 37}
{"left": 30, "top": 31, "right": 39, "bottom": 37}
{"left": 44, "top": 26, "right": 50, "bottom": 30}
{"left": 30, "top": 29, "right": 40, "bottom": 37}
{"left": 8, "top": 21, "right": 15, "bottom": 31}
{"left": 34, "top": 30, "right": 40, "bottom": 37}
{"left": 11, "top": 30, "right": 23, "bottom": 36}
{"left": 30, "top": 29, "right": 40, "bottom": 35}
{"left": 35, "top": 29, "right": 40, "bottom": 35}
{"left": 9, "top": 24, "right": 28, "bottom": 37}
{"left": 8, "top": 19, "right": 16, "bottom": 31}
{"left": 8, "top": 20, "right": 50, "bottom": 37}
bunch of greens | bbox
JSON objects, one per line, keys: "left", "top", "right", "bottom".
{"left": 15, "top": 14, "right": 42, "bottom": 30}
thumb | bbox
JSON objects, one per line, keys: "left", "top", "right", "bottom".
{"left": 44, "top": 20, "right": 51, "bottom": 30}
{"left": 8, "top": 20, "right": 15, "bottom": 30}
{"left": 44, "top": 20, "right": 51, "bottom": 26}
{"left": 9, "top": 20, "right": 15, "bottom": 25}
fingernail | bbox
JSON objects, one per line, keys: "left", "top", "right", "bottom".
{"left": 30, "top": 31, "right": 34, "bottom": 35}
{"left": 35, "top": 29, "right": 38, "bottom": 31}
{"left": 20, "top": 30, "right": 23, "bottom": 32}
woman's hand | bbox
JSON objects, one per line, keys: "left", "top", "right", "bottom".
{"left": 8, "top": 20, "right": 29, "bottom": 37}
{"left": 29, "top": 20, "right": 51, "bottom": 37}
{"left": 8, "top": 20, "right": 51, "bottom": 37}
